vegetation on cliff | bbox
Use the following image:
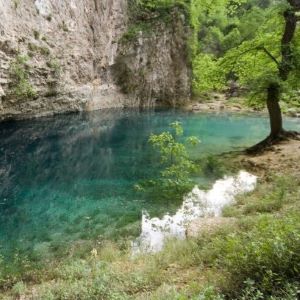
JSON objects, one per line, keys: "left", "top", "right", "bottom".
{"left": 8, "top": 55, "right": 37, "bottom": 100}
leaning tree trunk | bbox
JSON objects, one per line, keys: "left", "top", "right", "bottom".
{"left": 267, "top": 4, "right": 298, "bottom": 139}
{"left": 266, "top": 83, "right": 283, "bottom": 138}
{"left": 248, "top": 1, "right": 300, "bottom": 153}
{"left": 266, "top": 6, "right": 297, "bottom": 139}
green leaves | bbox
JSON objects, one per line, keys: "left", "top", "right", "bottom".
{"left": 192, "top": 53, "right": 226, "bottom": 93}
{"left": 9, "top": 55, "right": 37, "bottom": 100}
{"left": 191, "top": 0, "right": 300, "bottom": 104}
{"left": 137, "top": 122, "right": 200, "bottom": 201}
{"left": 209, "top": 213, "right": 300, "bottom": 297}
{"left": 129, "top": 0, "right": 189, "bottom": 20}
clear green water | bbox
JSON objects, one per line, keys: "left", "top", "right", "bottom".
{"left": 0, "top": 108, "right": 299, "bottom": 261}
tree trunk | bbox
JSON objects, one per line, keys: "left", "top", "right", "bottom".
{"left": 247, "top": 80, "right": 299, "bottom": 153}
{"left": 266, "top": 5, "right": 298, "bottom": 139}
{"left": 279, "top": 8, "right": 298, "bottom": 80}
{"left": 248, "top": 2, "right": 300, "bottom": 152}
{"left": 271, "top": 2, "right": 299, "bottom": 135}
{"left": 266, "top": 83, "right": 283, "bottom": 138}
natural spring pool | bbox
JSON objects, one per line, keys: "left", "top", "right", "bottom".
{"left": 0, "top": 108, "right": 299, "bottom": 261}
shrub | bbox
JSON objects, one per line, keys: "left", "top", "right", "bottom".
{"left": 33, "top": 30, "right": 40, "bottom": 40}
{"left": 242, "top": 187, "right": 285, "bottom": 214}
{"left": 11, "top": 281, "right": 26, "bottom": 297}
{"left": 199, "top": 155, "right": 228, "bottom": 180}
{"left": 125, "top": 0, "right": 189, "bottom": 43}
{"left": 206, "top": 213, "right": 300, "bottom": 298}
{"left": 135, "top": 121, "right": 200, "bottom": 201}
{"left": 46, "top": 58, "right": 61, "bottom": 76}
{"left": 237, "top": 280, "right": 300, "bottom": 300}
{"left": 12, "top": 0, "right": 20, "bottom": 9}
{"left": 121, "top": 23, "right": 152, "bottom": 41}
{"left": 9, "top": 55, "right": 37, "bottom": 100}
{"left": 40, "top": 46, "right": 50, "bottom": 56}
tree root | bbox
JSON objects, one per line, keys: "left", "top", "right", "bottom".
{"left": 246, "top": 130, "right": 300, "bottom": 155}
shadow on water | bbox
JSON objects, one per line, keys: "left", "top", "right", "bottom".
{"left": 0, "top": 108, "right": 299, "bottom": 261}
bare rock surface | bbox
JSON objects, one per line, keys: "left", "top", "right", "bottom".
{"left": 0, "top": 1, "right": 191, "bottom": 120}
{"left": 186, "top": 93, "right": 257, "bottom": 114}
{"left": 115, "top": 9, "right": 191, "bottom": 107}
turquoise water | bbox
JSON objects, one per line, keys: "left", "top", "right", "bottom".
{"left": 0, "top": 109, "right": 299, "bottom": 261}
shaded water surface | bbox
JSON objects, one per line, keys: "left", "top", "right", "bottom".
{"left": 0, "top": 108, "right": 299, "bottom": 260}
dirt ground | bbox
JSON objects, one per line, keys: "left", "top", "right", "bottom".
{"left": 239, "top": 139, "right": 300, "bottom": 178}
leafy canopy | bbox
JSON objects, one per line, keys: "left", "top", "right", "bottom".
{"left": 191, "top": 0, "right": 300, "bottom": 106}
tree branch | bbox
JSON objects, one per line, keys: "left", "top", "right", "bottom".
{"left": 257, "top": 46, "right": 280, "bottom": 66}
{"left": 279, "top": 8, "right": 298, "bottom": 80}
{"left": 221, "top": 45, "right": 279, "bottom": 71}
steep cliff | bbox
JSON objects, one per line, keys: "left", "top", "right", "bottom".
{"left": 0, "top": 0, "right": 191, "bottom": 120}
{"left": 115, "top": 7, "right": 191, "bottom": 107}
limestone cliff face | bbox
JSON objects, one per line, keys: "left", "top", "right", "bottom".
{"left": 115, "top": 9, "right": 191, "bottom": 107}
{"left": 0, "top": 0, "right": 191, "bottom": 120}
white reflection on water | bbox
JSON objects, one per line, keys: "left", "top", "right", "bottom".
{"left": 133, "top": 171, "right": 257, "bottom": 254}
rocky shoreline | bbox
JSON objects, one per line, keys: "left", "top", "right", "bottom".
{"left": 185, "top": 94, "right": 300, "bottom": 118}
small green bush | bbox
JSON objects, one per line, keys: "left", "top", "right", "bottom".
{"left": 33, "top": 30, "right": 40, "bottom": 40}
{"left": 46, "top": 58, "right": 61, "bottom": 77}
{"left": 12, "top": 0, "right": 20, "bottom": 9}
{"left": 9, "top": 55, "right": 37, "bottom": 100}
{"left": 206, "top": 214, "right": 300, "bottom": 298}
{"left": 121, "top": 23, "right": 152, "bottom": 41}
{"left": 125, "top": 0, "right": 189, "bottom": 43}
{"left": 237, "top": 280, "right": 300, "bottom": 300}
{"left": 199, "top": 155, "right": 228, "bottom": 179}
{"left": 40, "top": 46, "right": 50, "bottom": 56}
{"left": 135, "top": 121, "right": 200, "bottom": 201}
{"left": 243, "top": 188, "right": 285, "bottom": 214}
{"left": 11, "top": 281, "right": 26, "bottom": 297}
{"left": 28, "top": 43, "right": 51, "bottom": 56}
{"left": 28, "top": 42, "right": 39, "bottom": 52}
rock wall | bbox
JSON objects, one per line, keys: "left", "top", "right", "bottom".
{"left": 0, "top": 0, "right": 191, "bottom": 121}
{"left": 115, "top": 9, "right": 191, "bottom": 107}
